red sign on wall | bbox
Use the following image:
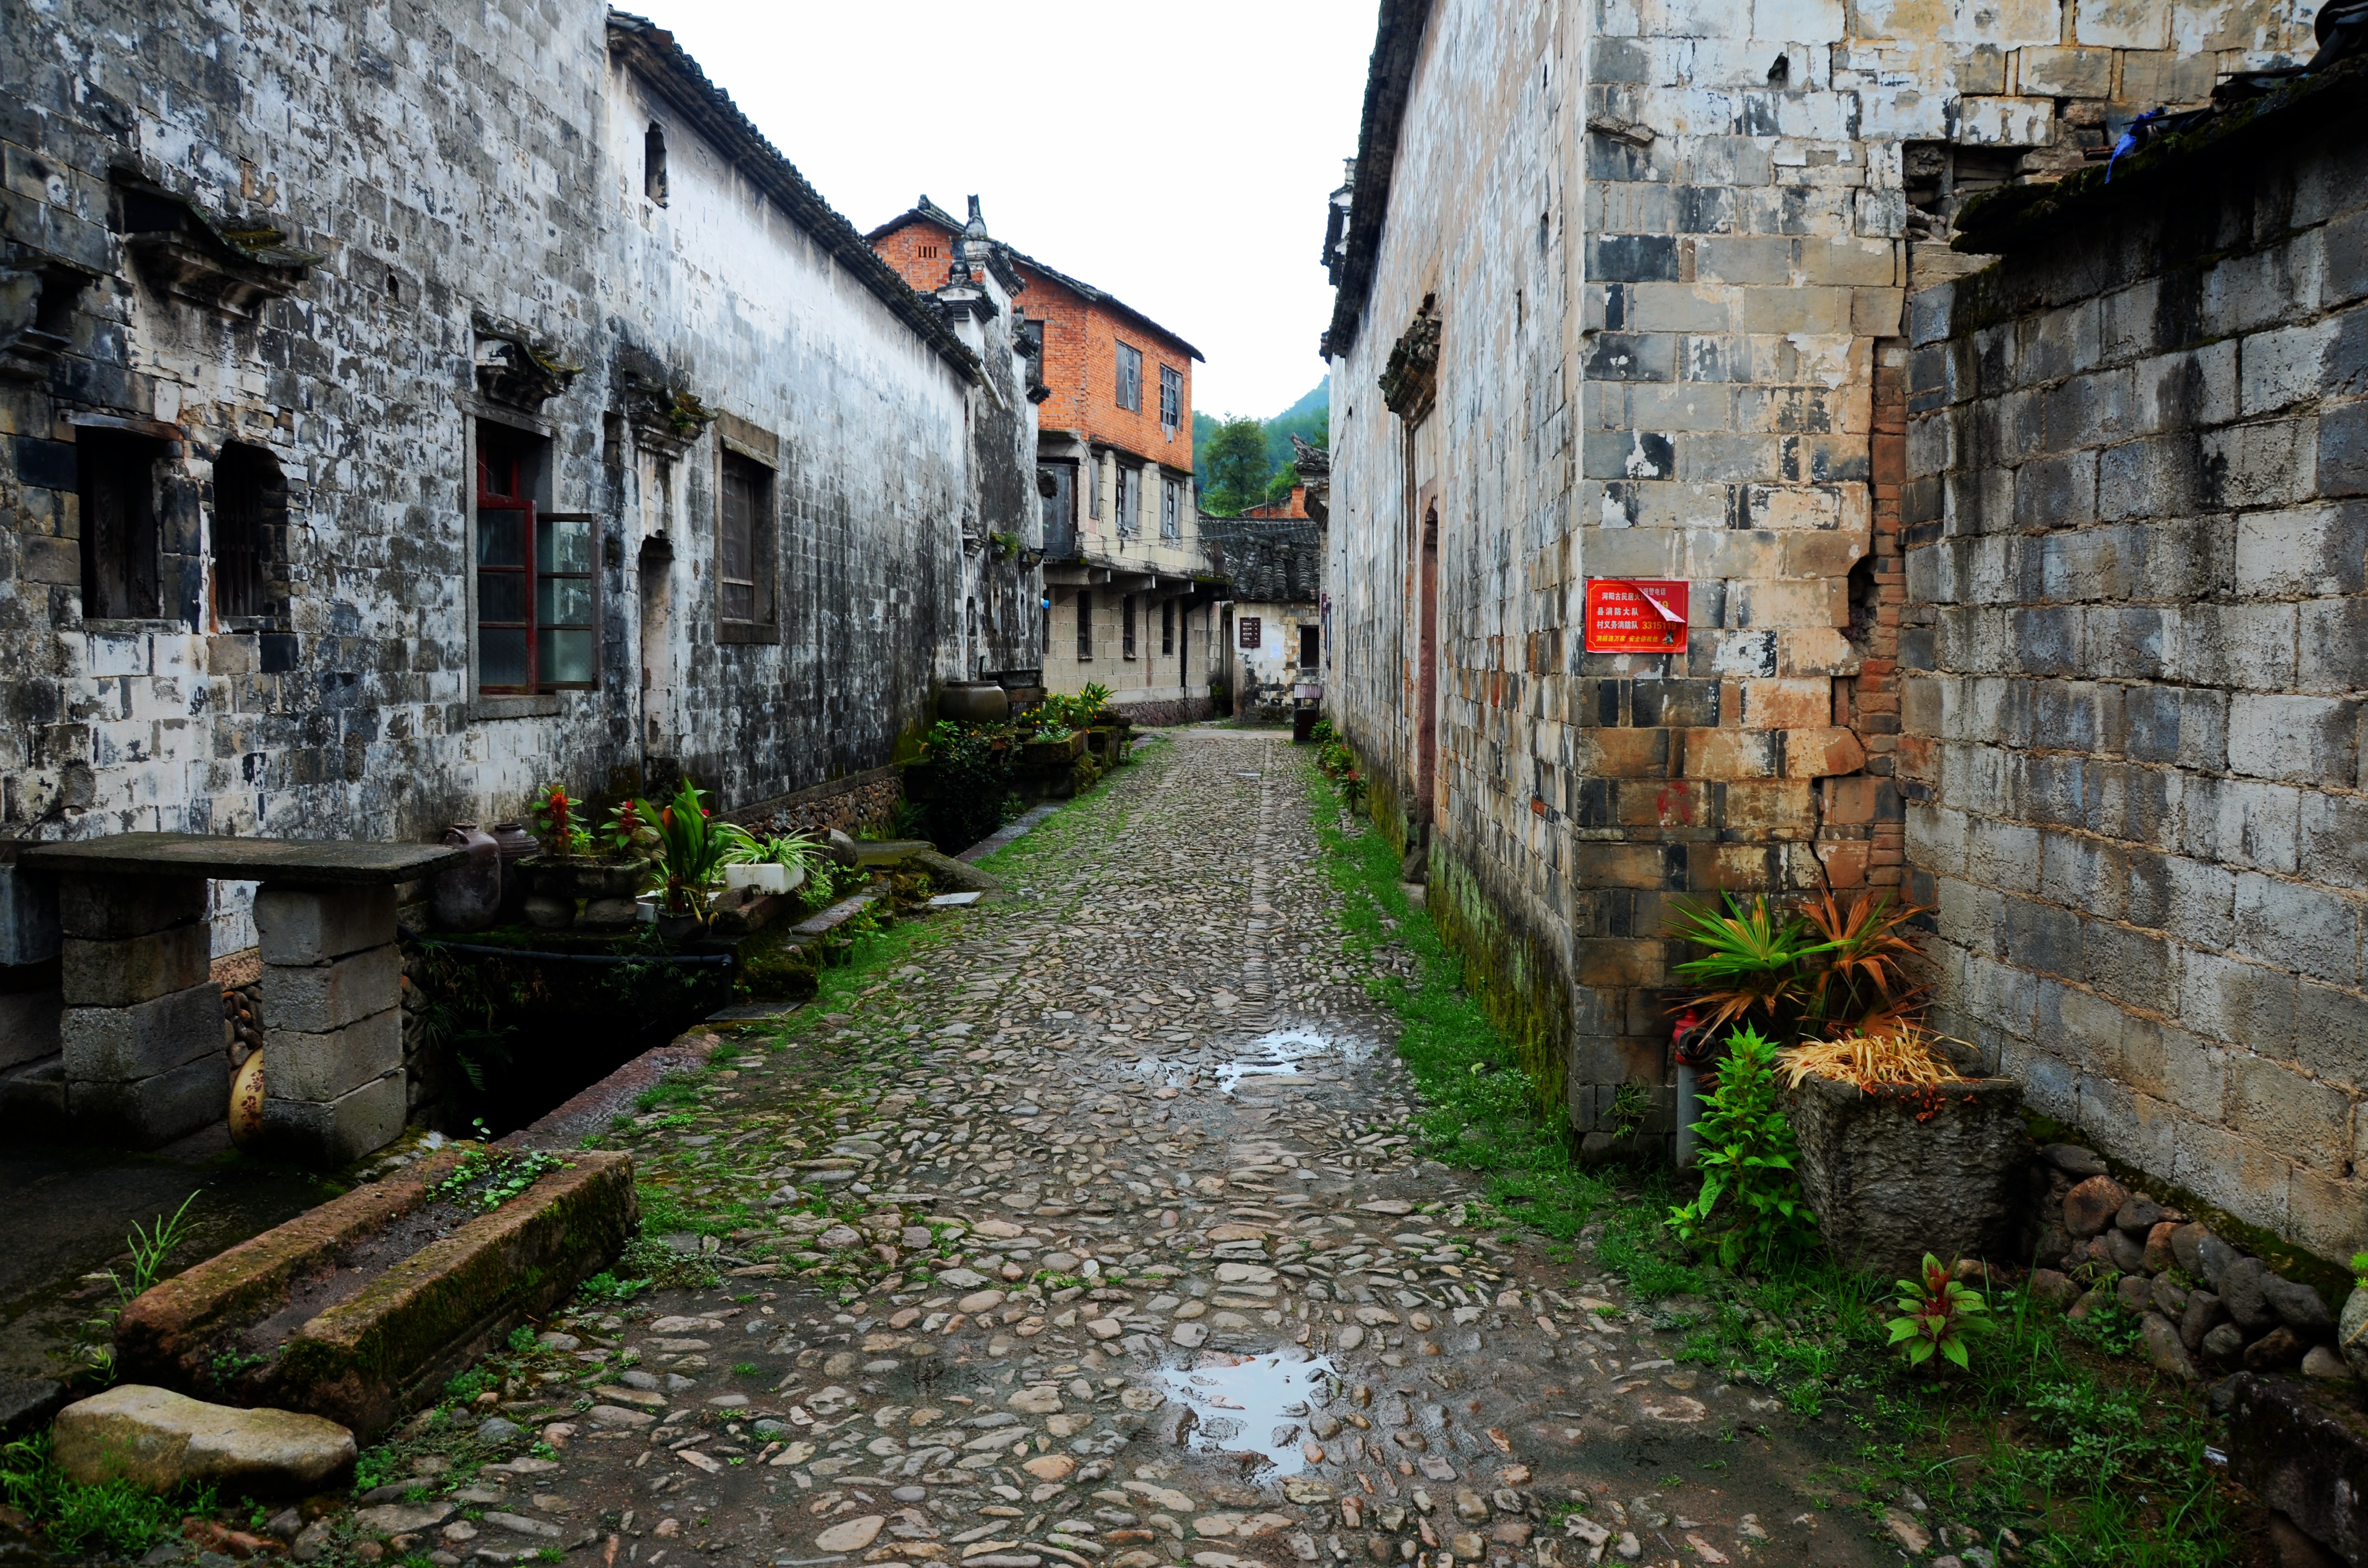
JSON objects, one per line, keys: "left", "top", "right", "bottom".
{"left": 1582, "top": 579, "right": 1689, "bottom": 653}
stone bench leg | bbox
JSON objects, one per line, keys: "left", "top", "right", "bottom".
{"left": 256, "top": 884, "right": 406, "bottom": 1168}
{"left": 60, "top": 874, "right": 224, "bottom": 1146}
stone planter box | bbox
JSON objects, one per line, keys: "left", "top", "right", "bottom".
{"left": 1021, "top": 733, "right": 1086, "bottom": 768}
{"left": 1785, "top": 1074, "right": 2026, "bottom": 1279}
{"left": 115, "top": 1147, "right": 635, "bottom": 1438}
{"left": 514, "top": 857, "right": 645, "bottom": 931}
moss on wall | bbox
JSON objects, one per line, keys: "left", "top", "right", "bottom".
{"left": 1413, "top": 833, "right": 1572, "bottom": 1128}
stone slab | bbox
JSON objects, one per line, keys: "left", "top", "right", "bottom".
{"left": 255, "top": 885, "right": 398, "bottom": 966}
{"left": 53, "top": 1383, "right": 354, "bottom": 1495}
{"left": 265, "top": 1007, "right": 402, "bottom": 1102}
{"left": 117, "top": 1148, "right": 637, "bottom": 1437}
{"left": 1786, "top": 1074, "right": 2028, "bottom": 1278}
{"left": 0, "top": 1054, "right": 65, "bottom": 1129}
{"left": 61, "top": 980, "right": 223, "bottom": 1082}
{"left": 66, "top": 1051, "right": 230, "bottom": 1147}
{"left": 56, "top": 875, "right": 207, "bottom": 941}
{"left": 61, "top": 924, "right": 213, "bottom": 1008}
{"left": 25, "top": 834, "right": 463, "bottom": 888}
{"left": 0, "top": 988, "right": 62, "bottom": 1069}
{"left": 264, "top": 943, "right": 400, "bottom": 1034}
{"left": 261, "top": 1070, "right": 407, "bottom": 1168}
{"left": 2227, "top": 1372, "right": 2368, "bottom": 1566}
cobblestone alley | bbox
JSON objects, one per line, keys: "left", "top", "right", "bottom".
{"left": 362, "top": 731, "right": 1883, "bottom": 1568}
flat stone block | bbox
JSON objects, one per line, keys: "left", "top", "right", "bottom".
{"left": 2228, "top": 1372, "right": 2368, "bottom": 1566}
{"left": 66, "top": 1052, "right": 229, "bottom": 1148}
{"left": 61, "top": 925, "right": 212, "bottom": 1008}
{"left": 261, "top": 1071, "right": 406, "bottom": 1168}
{"left": 56, "top": 875, "right": 206, "bottom": 941}
{"left": 255, "top": 885, "right": 397, "bottom": 967}
{"left": 52, "top": 1384, "right": 354, "bottom": 1494}
{"left": 116, "top": 1148, "right": 636, "bottom": 1436}
{"left": 25, "top": 836, "right": 462, "bottom": 889}
{"left": 0, "top": 988, "right": 62, "bottom": 1069}
{"left": 263, "top": 944, "right": 399, "bottom": 1034}
{"left": 61, "top": 981, "right": 222, "bottom": 1082}
{"left": 0, "top": 1054, "right": 65, "bottom": 1130}
{"left": 265, "top": 1008, "right": 401, "bottom": 1103}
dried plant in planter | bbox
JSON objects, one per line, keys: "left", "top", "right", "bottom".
{"left": 1778, "top": 1023, "right": 1967, "bottom": 1093}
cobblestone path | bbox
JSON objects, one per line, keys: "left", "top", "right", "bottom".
{"left": 370, "top": 730, "right": 1883, "bottom": 1568}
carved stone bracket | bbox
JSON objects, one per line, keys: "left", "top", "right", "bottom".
{"left": 474, "top": 319, "right": 583, "bottom": 413}
{"left": 1379, "top": 294, "right": 1442, "bottom": 421}
{"left": 113, "top": 175, "right": 319, "bottom": 320}
{"left": 619, "top": 370, "right": 716, "bottom": 462}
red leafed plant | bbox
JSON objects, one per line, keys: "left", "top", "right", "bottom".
{"left": 1886, "top": 1252, "right": 1992, "bottom": 1371}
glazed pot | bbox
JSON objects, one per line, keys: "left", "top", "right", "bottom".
{"left": 228, "top": 1050, "right": 264, "bottom": 1149}
{"left": 431, "top": 823, "right": 502, "bottom": 931}
{"left": 939, "top": 682, "right": 1011, "bottom": 723}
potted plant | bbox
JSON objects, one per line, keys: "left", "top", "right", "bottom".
{"left": 632, "top": 777, "right": 728, "bottom": 938}
{"left": 514, "top": 786, "right": 649, "bottom": 928}
{"left": 716, "top": 823, "right": 817, "bottom": 897}
{"left": 1664, "top": 889, "right": 2025, "bottom": 1279}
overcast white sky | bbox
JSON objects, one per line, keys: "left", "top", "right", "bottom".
{"left": 648, "top": 1, "right": 1376, "bottom": 421}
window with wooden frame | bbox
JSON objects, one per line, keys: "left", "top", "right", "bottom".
{"left": 211, "top": 443, "right": 284, "bottom": 625}
{"left": 1076, "top": 589, "right": 1094, "bottom": 660}
{"left": 79, "top": 427, "right": 165, "bottom": 620}
{"left": 1122, "top": 594, "right": 1136, "bottom": 660}
{"left": 475, "top": 420, "right": 593, "bottom": 693}
{"left": 1160, "top": 476, "right": 1181, "bottom": 540}
{"left": 1159, "top": 364, "right": 1181, "bottom": 431}
{"left": 717, "top": 449, "right": 778, "bottom": 639}
{"left": 1114, "top": 342, "right": 1142, "bottom": 412}
{"left": 1117, "top": 464, "right": 1140, "bottom": 537}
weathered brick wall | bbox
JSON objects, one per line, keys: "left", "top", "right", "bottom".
{"left": 1901, "top": 114, "right": 2368, "bottom": 1263}
{"left": 0, "top": 1, "right": 1031, "bottom": 962}
{"left": 1321, "top": 0, "right": 2310, "bottom": 1146}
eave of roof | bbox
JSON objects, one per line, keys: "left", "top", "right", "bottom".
{"left": 869, "top": 208, "right": 1206, "bottom": 363}
{"left": 1324, "top": 0, "right": 1434, "bottom": 360}
{"left": 1951, "top": 51, "right": 2368, "bottom": 256}
{"left": 607, "top": 13, "right": 980, "bottom": 382}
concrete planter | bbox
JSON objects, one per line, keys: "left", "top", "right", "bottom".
{"left": 115, "top": 1147, "right": 635, "bottom": 1438}
{"left": 1021, "top": 733, "right": 1086, "bottom": 768}
{"left": 1785, "top": 1074, "right": 2027, "bottom": 1279}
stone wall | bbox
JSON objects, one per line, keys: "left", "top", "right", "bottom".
{"left": 0, "top": 0, "right": 1038, "bottom": 1138}
{"left": 1901, "top": 91, "right": 2368, "bottom": 1263}
{"left": 1319, "top": 0, "right": 2312, "bottom": 1149}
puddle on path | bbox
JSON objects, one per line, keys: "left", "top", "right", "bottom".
{"left": 1160, "top": 1349, "right": 1337, "bottom": 1477}
{"left": 1214, "top": 1027, "right": 1375, "bottom": 1093}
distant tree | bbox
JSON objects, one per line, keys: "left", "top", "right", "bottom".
{"left": 1201, "top": 417, "right": 1272, "bottom": 515}
{"left": 1267, "top": 463, "right": 1300, "bottom": 504}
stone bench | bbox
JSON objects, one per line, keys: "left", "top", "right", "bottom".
{"left": 20, "top": 835, "right": 461, "bottom": 1167}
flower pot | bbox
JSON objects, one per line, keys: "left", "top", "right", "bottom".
{"left": 654, "top": 911, "right": 707, "bottom": 942}
{"left": 726, "top": 862, "right": 802, "bottom": 896}
{"left": 1784, "top": 1073, "right": 2027, "bottom": 1279}
{"left": 1021, "top": 733, "right": 1087, "bottom": 768}
{"left": 517, "top": 856, "right": 643, "bottom": 902}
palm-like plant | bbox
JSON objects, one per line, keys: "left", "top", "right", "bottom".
{"left": 1800, "top": 889, "right": 1926, "bottom": 1025}
{"left": 637, "top": 778, "right": 727, "bottom": 918}
{"left": 1666, "top": 894, "right": 1820, "bottom": 1033}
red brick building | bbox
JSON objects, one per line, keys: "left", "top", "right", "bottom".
{"left": 871, "top": 198, "right": 1221, "bottom": 720}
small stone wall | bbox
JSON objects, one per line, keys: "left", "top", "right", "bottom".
{"left": 728, "top": 769, "right": 903, "bottom": 839}
{"left": 1112, "top": 696, "right": 1215, "bottom": 728}
{"left": 2027, "top": 1139, "right": 2347, "bottom": 1385}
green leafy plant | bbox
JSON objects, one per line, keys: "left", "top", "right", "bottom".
{"left": 715, "top": 822, "right": 824, "bottom": 880}
{"left": 529, "top": 784, "right": 591, "bottom": 858}
{"left": 919, "top": 721, "right": 1016, "bottom": 851}
{"left": 1885, "top": 1253, "right": 1992, "bottom": 1371}
{"left": 114, "top": 1191, "right": 200, "bottom": 1301}
{"left": 1665, "top": 1024, "right": 1816, "bottom": 1270}
{"left": 1608, "top": 1081, "right": 1651, "bottom": 1137}
{"left": 0, "top": 1432, "right": 212, "bottom": 1557}
{"left": 601, "top": 798, "right": 660, "bottom": 860}
{"left": 634, "top": 777, "right": 728, "bottom": 917}
{"left": 429, "top": 1134, "right": 563, "bottom": 1213}
{"left": 2352, "top": 1250, "right": 2368, "bottom": 1292}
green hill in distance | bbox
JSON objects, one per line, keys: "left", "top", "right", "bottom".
{"left": 1193, "top": 381, "right": 1329, "bottom": 514}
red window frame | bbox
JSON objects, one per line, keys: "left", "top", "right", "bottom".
{"left": 476, "top": 438, "right": 537, "bottom": 693}
{"left": 476, "top": 427, "right": 596, "bottom": 694}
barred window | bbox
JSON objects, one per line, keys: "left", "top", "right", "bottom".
{"left": 1115, "top": 342, "right": 1142, "bottom": 412}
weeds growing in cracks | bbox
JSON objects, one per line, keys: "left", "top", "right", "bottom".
{"left": 1304, "top": 759, "right": 2248, "bottom": 1567}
